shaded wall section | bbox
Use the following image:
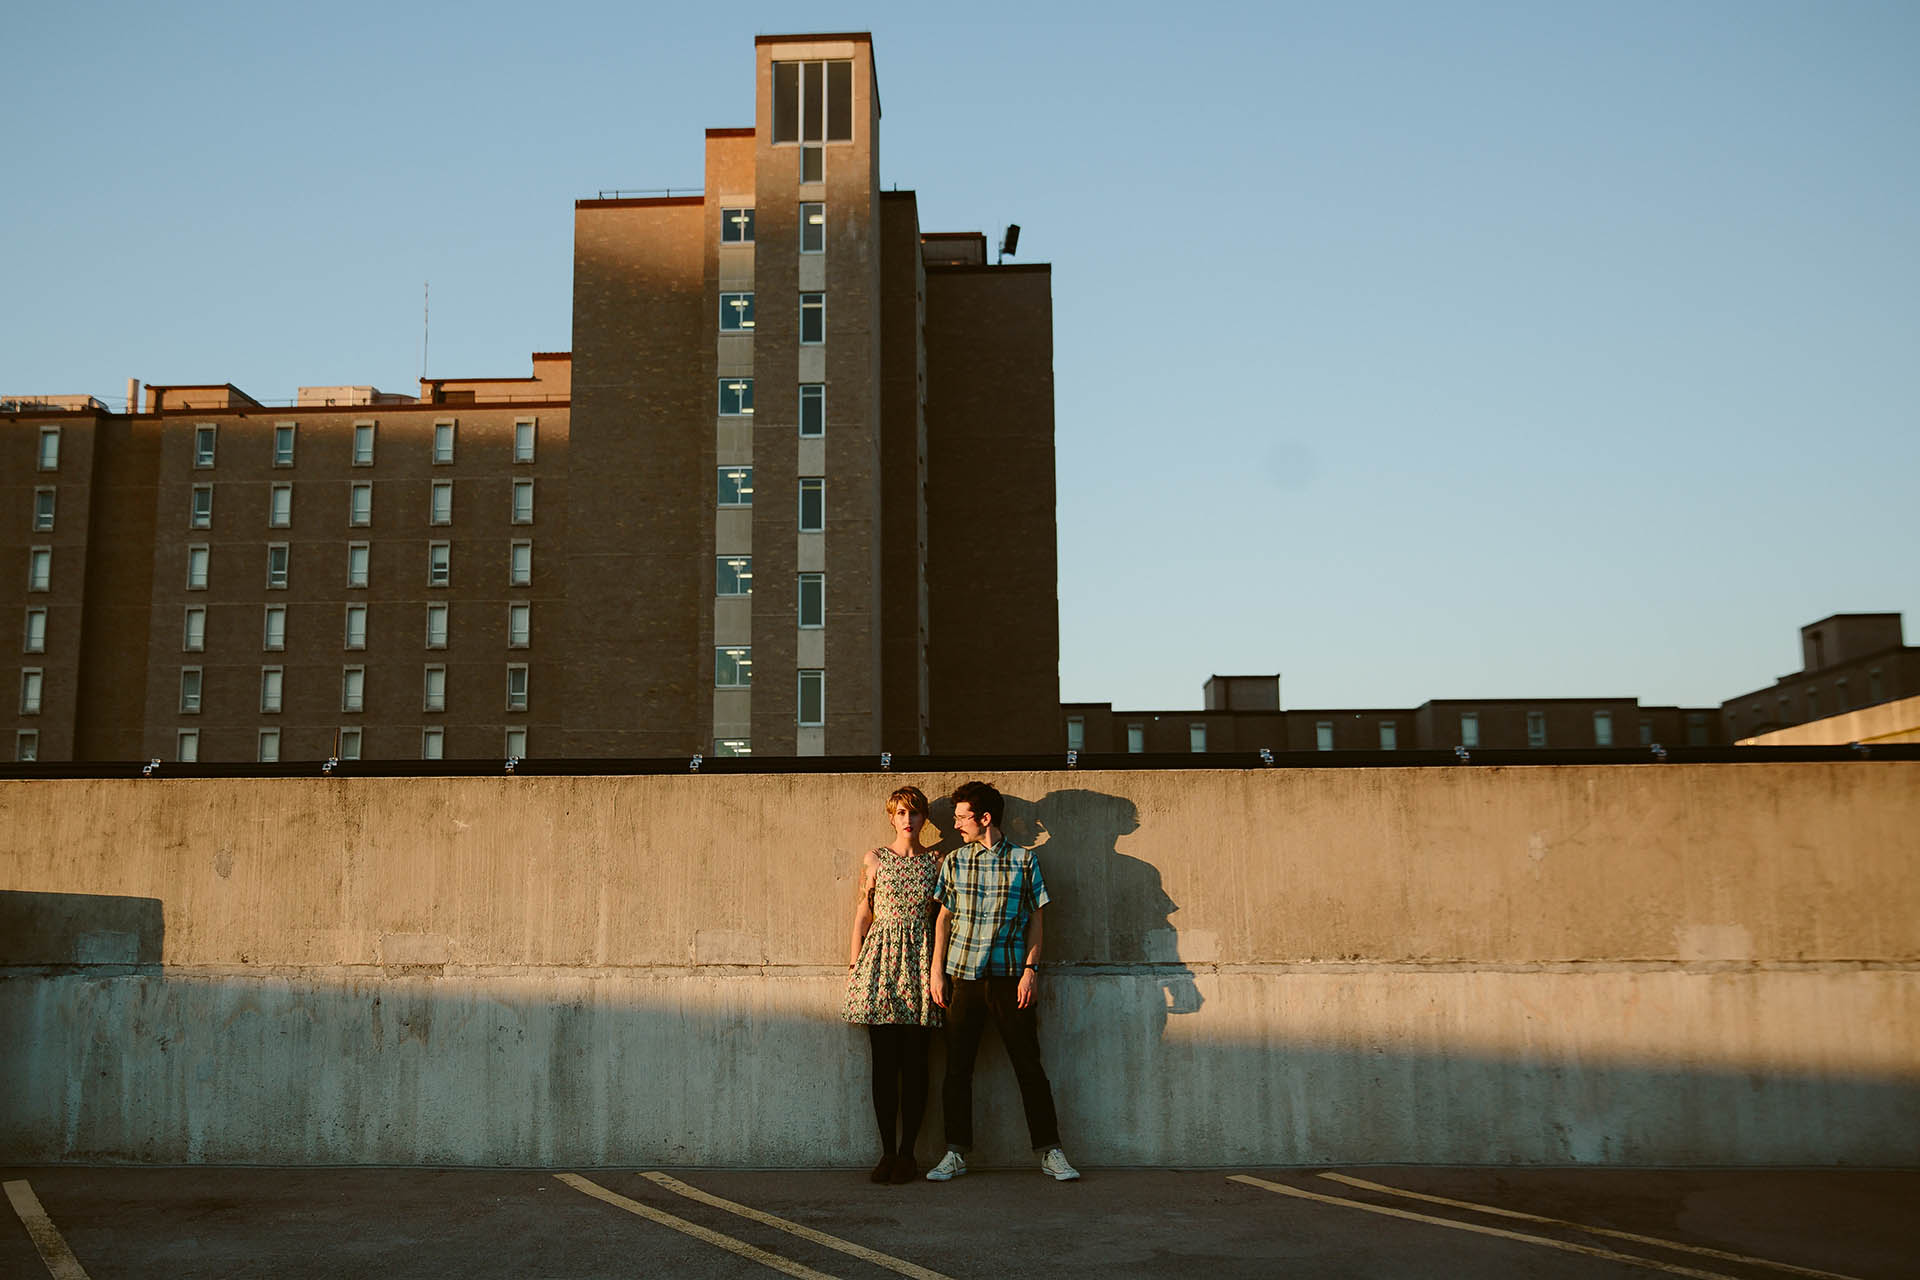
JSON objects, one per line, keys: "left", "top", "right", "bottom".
{"left": 1, "top": 763, "right": 1915, "bottom": 1167}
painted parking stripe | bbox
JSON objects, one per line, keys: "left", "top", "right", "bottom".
{"left": 1230, "top": 1174, "right": 1742, "bottom": 1280}
{"left": 557, "top": 1173, "right": 840, "bottom": 1280}
{"left": 1320, "top": 1171, "right": 1865, "bottom": 1280}
{"left": 3, "top": 1180, "right": 91, "bottom": 1280}
{"left": 640, "top": 1171, "right": 955, "bottom": 1280}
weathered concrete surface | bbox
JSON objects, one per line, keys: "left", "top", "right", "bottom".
{"left": 1, "top": 764, "right": 1916, "bottom": 1166}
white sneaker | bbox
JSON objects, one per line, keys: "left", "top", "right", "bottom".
{"left": 926, "top": 1150, "right": 967, "bottom": 1181}
{"left": 1040, "top": 1148, "right": 1080, "bottom": 1181}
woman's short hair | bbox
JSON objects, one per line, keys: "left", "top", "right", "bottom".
{"left": 886, "top": 785, "right": 930, "bottom": 817}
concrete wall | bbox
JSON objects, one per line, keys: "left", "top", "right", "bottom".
{"left": 2, "top": 764, "right": 1916, "bottom": 1167}
{"left": 1739, "top": 693, "right": 1920, "bottom": 747}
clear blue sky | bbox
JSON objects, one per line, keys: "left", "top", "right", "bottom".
{"left": 6, "top": 1, "right": 1915, "bottom": 713}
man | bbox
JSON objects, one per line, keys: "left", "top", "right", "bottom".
{"left": 925, "top": 780, "right": 1080, "bottom": 1181}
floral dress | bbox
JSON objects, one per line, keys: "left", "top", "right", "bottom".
{"left": 842, "top": 848, "right": 944, "bottom": 1026}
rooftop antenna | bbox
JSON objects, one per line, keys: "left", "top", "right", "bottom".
{"left": 421, "top": 281, "right": 430, "bottom": 379}
{"left": 997, "top": 223, "right": 1020, "bottom": 264}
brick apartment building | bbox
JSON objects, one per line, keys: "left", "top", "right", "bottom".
{"left": 1064, "top": 613, "right": 1919, "bottom": 755}
{"left": 3, "top": 33, "right": 1060, "bottom": 763}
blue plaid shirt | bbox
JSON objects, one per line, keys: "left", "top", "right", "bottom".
{"left": 935, "top": 838, "right": 1050, "bottom": 979}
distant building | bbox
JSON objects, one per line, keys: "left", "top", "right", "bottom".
{"left": 1719, "top": 613, "right": 1918, "bottom": 741}
{"left": 3, "top": 33, "right": 1061, "bottom": 763}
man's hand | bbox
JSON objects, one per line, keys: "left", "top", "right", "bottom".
{"left": 1016, "top": 967, "right": 1038, "bottom": 1008}
{"left": 930, "top": 969, "right": 950, "bottom": 1008}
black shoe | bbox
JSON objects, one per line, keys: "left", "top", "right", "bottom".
{"left": 870, "top": 1156, "right": 894, "bottom": 1184}
{"left": 889, "top": 1155, "right": 918, "bottom": 1184}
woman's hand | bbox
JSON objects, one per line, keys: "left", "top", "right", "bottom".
{"left": 929, "top": 969, "right": 950, "bottom": 1008}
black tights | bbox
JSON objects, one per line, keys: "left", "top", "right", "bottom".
{"left": 866, "top": 1025, "right": 933, "bottom": 1156}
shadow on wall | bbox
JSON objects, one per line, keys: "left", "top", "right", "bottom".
{"left": 0, "top": 889, "right": 164, "bottom": 970}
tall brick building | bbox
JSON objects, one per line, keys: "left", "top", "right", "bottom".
{"left": 3, "top": 33, "right": 1061, "bottom": 763}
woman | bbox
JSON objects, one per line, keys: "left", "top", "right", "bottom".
{"left": 842, "top": 785, "right": 944, "bottom": 1182}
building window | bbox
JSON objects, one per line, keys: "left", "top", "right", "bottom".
{"left": 1526, "top": 711, "right": 1548, "bottom": 748}
{"left": 719, "top": 291, "right": 756, "bottom": 331}
{"left": 426, "top": 481, "right": 452, "bottom": 526}
{"left": 1379, "top": 721, "right": 1397, "bottom": 750}
{"left": 179, "top": 607, "right": 205, "bottom": 652}
{"left": 422, "top": 727, "right": 444, "bottom": 760}
{"left": 800, "top": 145, "right": 823, "bottom": 182}
{"left": 799, "top": 292, "right": 824, "bottom": 345}
{"left": 349, "top": 482, "right": 372, "bottom": 527}
{"left": 16, "top": 729, "right": 37, "bottom": 762}
{"left": 257, "top": 728, "right": 280, "bottom": 763}
{"left": 266, "top": 543, "right": 289, "bottom": 590}
{"left": 771, "top": 59, "right": 854, "bottom": 144}
{"left": 718, "top": 466, "right": 753, "bottom": 507}
{"left": 799, "top": 383, "right": 824, "bottom": 438}
{"left": 508, "top": 602, "right": 530, "bottom": 648}
{"left": 269, "top": 484, "right": 292, "bottom": 528}
{"left": 37, "top": 427, "right": 60, "bottom": 471}
{"left": 347, "top": 543, "right": 370, "bottom": 589}
{"left": 176, "top": 729, "right": 199, "bottom": 763}
{"left": 716, "top": 555, "right": 753, "bottom": 597}
{"left": 1126, "top": 723, "right": 1145, "bottom": 754}
{"left": 721, "top": 207, "right": 755, "bottom": 243}
{"left": 428, "top": 542, "right": 450, "bottom": 587}
{"left": 1687, "top": 712, "right": 1709, "bottom": 746}
{"left": 1066, "top": 716, "right": 1085, "bottom": 751}
{"left": 344, "top": 604, "right": 367, "bottom": 650}
{"left": 800, "top": 202, "right": 825, "bottom": 253}
{"left": 505, "top": 726, "right": 528, "bottom": 758}
{"left": 29, "top": 547, "right": 52, "bottom": 592}
{"left": 511, "top": 480, "right": 534, "bottom": 525}
{"left": 263, "top": 605, "right": 286, "bottom": 651}
{"left": 798, "top": 573, "right": 825, "bottom": 628}
{"left": 336, "top": 727, "right": 361, "bottom": 760}
{"left": 1187, "top": 723, "right": 1207, "bottom": 753}
{"left": 352, "top": 423, "right": 375, "bottom": 466}
{"left": 715, "top": 646, "right": 752, "bottom": 688}
{"left": 193, "top": 424, "right": 217, "bottom": 468}
{"left": 26, "top": 608, "right": 49, "bottom": 654}
{"left": 179, "top": 667, "right": 203, "bottom": 714}
{"left": 509, "top": 541, "right": 532, "bottom": 586}
{"left": 1640, "top": 719, "right": 1654, "bottom": 746}
{"left": 190, "top": 485, "right": 213, "bottom": 529}
{"left": 798, "top": 669, "right": 825, "bottom": 727}
{"left": 1593, "top": 710, "right": 1614, "bottom": 747}
{"left": 19, "top": 668, "right": 43, "bottom": 715}
{"left": 1315, "top": 721, "right": 1334, "bottom": 752}
{"left": 33, "top": 489, "right": 54, "bottom": 531}
{"left": 273, "top": 424, "right": 295, "bottom": 466}
{"left": 714, "top": 738, "right": 751, "bottom": 757}
{"left": 260, "top": 666, "right": 283, "bottom": 714}
{"left": 426, "top": 603, "right": 448, "bottom": 649}
{"left": 798, "top": 478, "right": 824, "bottom": 532}
{"left": 423, "top": 665, "right": 446, "bottom": 712}
{"left": 341, "top": 666, "right": 365, "bottom": 713}
{"left": 1459, "top": 712, "right": 1479, "bottom": 748}
{"left": 433, "top": 421, "right": 455, "bottom": 464}
{"left": 513, "top": 420, "right": 536, "bottom": 463}
{"left": 506, "top": 664, "right": 529, "bottom": 712}
{"left": 719, "top": 378, "right": 754, "bottom": 416}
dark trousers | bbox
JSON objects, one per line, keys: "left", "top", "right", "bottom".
{"left": 941, "top": 975, "right": 1061, "bottom": 1152}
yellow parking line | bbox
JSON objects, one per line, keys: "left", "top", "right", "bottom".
{"left": 640, "top": 1171, "right": 955, "bottom": 1280}
{"left": 3, "top": 1180, "right": 92, "bottom": 1280}
{"left": 556, "top": 1173, "right": 839, "bottom": 1280}
{"left": 1319, "top": 1172, "right": 1864, "bottom": 1280}
{"left": 1229, "top": 1174, "right": 1741, "bottom": 1280}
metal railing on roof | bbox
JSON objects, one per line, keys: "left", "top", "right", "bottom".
{"left": 592, "top": 188, "right": 703, "bottom": 200}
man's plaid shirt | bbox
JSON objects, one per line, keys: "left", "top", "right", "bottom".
{"left": 935, "top": 837, "right": 1051, "bottom": 979}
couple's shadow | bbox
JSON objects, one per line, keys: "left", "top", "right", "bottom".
{"left": 923, "top": 788, "right": 1202, "bottom": 1036}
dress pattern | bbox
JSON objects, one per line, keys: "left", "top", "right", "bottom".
{"left": 842, "top": 847, "right": 944, "bottom": 1026}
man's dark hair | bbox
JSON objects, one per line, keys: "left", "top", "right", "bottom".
{"left": 949, "top": 780, "right": 1003, "bottom": 829}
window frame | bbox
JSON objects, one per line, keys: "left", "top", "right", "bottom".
{"left": 421, "top": 727, "right": 444, "bottom": 760}
{"left": 427, "top": 541, "right": 451, "bottom": 588}
{"left": 184, "top": 545, "right": 208, "bottom": 591}
{"left": 1315, "top": 721, "right": 1334, "bottom": 752}
{"left": 509, "top": 540, "right": 533, "bottom": 587}
{"left": 351, "top": 421, "right": 376, "bottom": 466}
{"left": 16, "top": 729, "right": 38, "bottom": 762}
{"left": 423, "top": 664, "right": 447, "bottom": 713}
{"left": 37, "top": 427, "right": 60, "bottom": 471}
{"left": 176, "top": 729, "right": 199, "bottom": 763}
{"left": 432, "top": 420, "right": 456, "bottom": 465}
{"left": 716, "top": 555, "right": 753, "bottom": 598}
{"left": 513, "top": 419, "right": 536, "bottom": 464}
{"left": 719, "top": 291, "right": 756, "bottom": 332}
{"left": 1525, "top": 710, "right": 1548, "bottom": 749}
{"left": 1459, "top": 712, "right": 1480, "bottom": 748}
{"left": 797, "top": 572, "right": 825, "bottom": 629}
{"left": 266, "top": 542, "right": 290, "bottom": 590}
{"left": 28, "top": 546, "right": 52, "bottom": 593}
{"left": 511, "top": 479, "right": 534, "bottom": 525}
{"left": 179, "top": 666, "right": 203, "bottom": 715}
{"left": 800, "top": 202, "right": 825, "bottom": 253}
{"left": 257, "top": 728, "right": 281, "bottom": 764}
{"left": 260, "top": 665, "right": 284, "bottom": 714}
{"left": 799, "top": 383, "right": 825, "bottom": 438}
{"left": 19, "top": 667, "right": 43, "bottom": 716}
{"left": 1126, "top": 723, "right": 1145, "bottom": 754}
{"left": 25, "top": 607, "right": 49, "bottom": 654}
{"left": 797, "top": 477, "right": 825, "bottom": 532}
{"left": 268, "top": 483, "right": 292, "bottom": 529}
{"left": 1378, "top": 721, "right": 1397, "bottom": 751}
{"left": 717, "top": 465, "right": 753, "bottom": 507}
{"left": 425, "top": 603, "right": 449, "bottom": 650}
{"left": 337, "top": 727, "right": 362, "bottom": 761}
{"left": 190, "top": 484, "right": 214, "bottom": 530}
{"left": 344, "top": 603, "right": 368, "bottom": 651}
{"left": 32, "top": 487, "right": 55, "bottom": 532}
{"left": 192, "top": 424, "right": 217, "bottom": 468}
{"left": 341, "top": 666, "right": 366, "bottom": 714}
{"left": 346, "top": 542, "right": 370, "bottom": 589}
{"left": 272, "top": 423, "right": 296, "bottom": 467}
{"left": 1190, "top": 723, "right": 1208, "bottom": 753}
{"left": 799, "top": 292, "right": 825, "bottom": 345}
{"left": 430, "top": 480, "right": 453, "bottom": 527}
{"left": 508, "top": 602, "right": 530, "bottom": 649}
{"left": 718, "top": 377, "right": 754, "bottom": 416}
{"left": 715, "top": 646, "right": 752, "bottom": 689}
{"left": 1593, "top": 709, "right": 1614, "bottom": 747}
{"left": 720, "top": 206, "right": 755, "bottom": 244}
{"left": 262, "top": 605, "right": 286, "bottom": 652}
{"left": 798, "top": 669, "right": 825, "bottom": 727}
{"left": 506, "top": 663, "right": 529, "bottom": 712}
{"left": 181, "top": 606, "right": 205, "bottom": 653}
{"left": 349, "top": 482, "right": 373, "bottom": 527}
{"left": 1066, "top": 715, "right": 1085, "bottom": 752}
{"left": 505, "top": 726, "right": 528, "bottom": 758}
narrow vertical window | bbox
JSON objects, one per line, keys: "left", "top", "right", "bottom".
{"left": 719, "top": 291, "right": 756, "bottom": 331}
{"left": 506, "top": 664, "right": 529, "bottom": 711}
{"left": 426, "top": 603, "right": 448, "bottom": 649}
{"left": 1066, "top": 716, "right": 1085, "bottom": 752}
{"left": 16, "top": 729, "right": 39, "bottom": 761}
{"left": 37, "top": 427, "right": 60, "bottom": 471}
{"left": 1526, "top": 711, "right": 1548, "bottom": 748}
{"left": 800, "top": 203, "right": 825, "bottom": 253}
{"left": 263, "top": 606, "right": 286, "bottom": 651}
{"left": 273, "top": 424, "right": 296, "bottom": 466}
{"left": 269, "top": 484, "right": 292, "bottom": 528}
{"left": 25, "top": 608, "right": 49, "bottom": 654}
{"left": 718, "top": 466, "right": 754, "bottom": 506}
{"left": 1378, "top": 722, "right": 1397, "bottom": 750}
{"left": 341, "top": 666, "right": 365, "bottom": 713}
{"left": 349, "top": 482, "right": 372, "bottom": 526}
{"left": 32, "top": 489, "right": 54, "bottom": 531}
{"left": 179, "top": 667, "right": 203, "bottom": 714}
{"left": 430, "top": 481, "right": 453, "bottom": 526}
{"left": 352, "top": 422, "right": 376, "bottom": 465}
{"left": 344, "top": 604, "right": 367, "bottom": 650}
{"left": 1593, "top": 710, "right": 1614, "bottom": 747}
{"left": 1190, "top": 723, "right": 1208, "bottom": 753}
{"left": 509, "top": 541, "right": 532, "bottom": 586}
{"left": 423, "top": 665, "right": 446, "bottom": 712}
{"left": 421, "top": 727, "right": 444, "bottom": 760}
{"left": 798, "top": 669, "right": 825, "bottom": 727}
{"left": 337, "top": 727, "right": 362, "bottom": 760}
{"left": 513, "top": 420, "right": 536, "bottom": 463}
{"left": 257, "top": 729, "right": 280, "bottom": 763}
{"left": 508, "top": 602, "right": 530, "bottom": 648}
{"left": 260, "top": 667, "right": 283, "bottom": 713}
{"left": 266, "top": 544, "right": 290, "bottom": 590}
{"left": 428, "top": 542, "right": 450, "bottom": 587}
{"left": 347, "top": 542, "right": 370, "bottom": 588}
{"left": 176, "top": 729, "right": 199, "bottom": 762}
{"left": 1315, "top": 721, "right": 1334, "bottom": 751}
{"left": 30, "top": 547, "right": 53, "bottom": 592}
{"left": 799, "top": 384, "right": 825, "bottom": 438}
{"left": 182, "top": 607, "right": 205, "bottom": 652}
{"left": 504, "top": 726, "right": 528, "bottom": 758}
{"left": 184, "top": 545, "right": 208, "bottom": 590}
{"left": 19, "top": 668, "right": 44, "bottom": 715}
{"left": 798, "top": 478, "right": 825, "bottom": 532}
{"left": 193, "top": 424, "right": 217, "bottom": 467}
{"left": 432, "top": 421, "right": 455, "bottom": 464}
{"left": 1459, "top": 712, "right": 1479, "bottom": 748}
{"left": 511, "top": 480, "right": 534, "bottom": 525}
{"left": 799, "top": 293, "right": 824, "bottom": 345}
{"left": 797, "top": 573, "right": 825, "bottom": 628}
{"left": 716, "top": 555, "right": 753, "bottom": 597}
{"left": 719, "top": 378, "right": 754, "bottom": 416}
{"left": 1127, "top": 723, "right": 1145, "bottom": 754}
{"left": 190, "top": 485, "right": 213, "bottom": 529}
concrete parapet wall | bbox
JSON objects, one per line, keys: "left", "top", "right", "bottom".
{"left": 2, "top": 764, "right": 1916, "bottom": 1167}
